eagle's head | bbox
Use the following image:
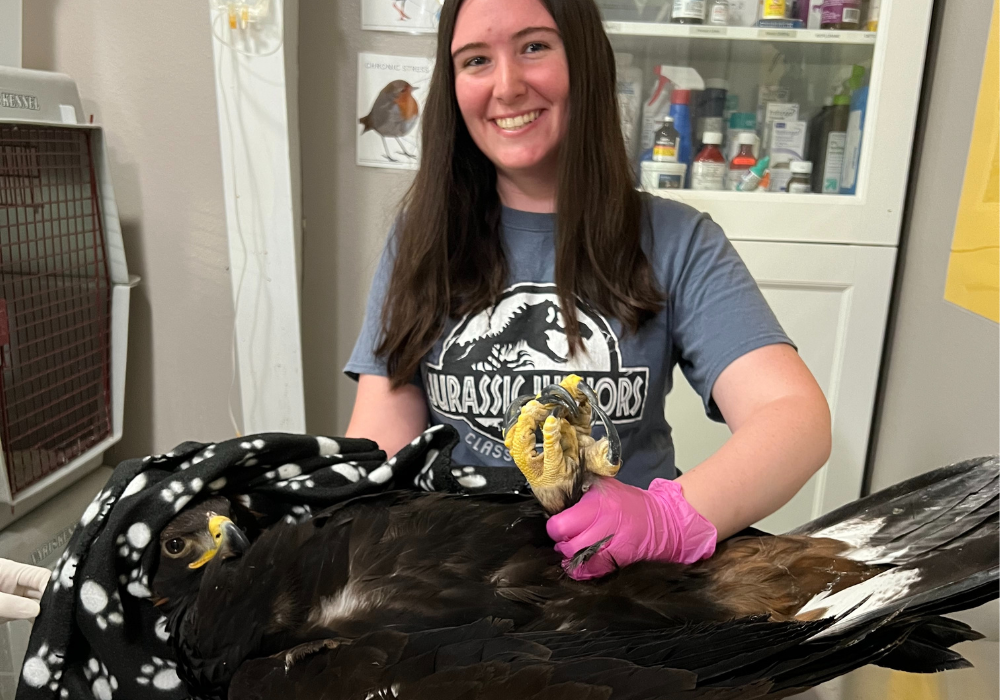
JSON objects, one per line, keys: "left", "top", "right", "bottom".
{"left": 151, "top": 496, "right": 253, "bottom": 615}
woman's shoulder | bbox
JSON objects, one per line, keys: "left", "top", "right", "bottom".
{"left": 639, "top": 191, "right": 710, "bottom": 236}
{"left": 638, "top": 191, "right": 721, "bottom": 264}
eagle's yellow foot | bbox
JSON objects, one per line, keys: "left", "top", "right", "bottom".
{"left": 502, "top": 375, "right": 621, "bottom": 514}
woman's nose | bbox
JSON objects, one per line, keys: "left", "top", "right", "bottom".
{"left": 493, "top": 56, "right": 527, "bottom": 104}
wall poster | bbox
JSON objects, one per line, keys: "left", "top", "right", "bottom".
{"left": 356, "top": 53, "right": 435, "bottom": 171}
{"left": 362, "top": 0, "right": 443, "bottom": 33}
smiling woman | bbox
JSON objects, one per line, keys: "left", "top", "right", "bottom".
{"left": 345, "top": 0, "right": 832, "bottom": 572}
{"left": 450, "top": 7, "right": 571, "bottom": 208}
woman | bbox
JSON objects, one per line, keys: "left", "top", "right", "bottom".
{"left": 345, "top": 0, "right": 831, "bottom": 578}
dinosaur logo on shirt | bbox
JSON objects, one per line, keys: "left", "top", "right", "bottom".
{"left": 424, "top": 283, "right": 650, "bottom": 455}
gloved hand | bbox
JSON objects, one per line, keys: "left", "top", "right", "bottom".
{"left": 0, "top": 558, "right": 49, "bottom": 623}
{"left": 546, "top": 477, "right": 717, "bottom": 581}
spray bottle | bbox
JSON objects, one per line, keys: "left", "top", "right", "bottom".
{"left": 639, "top": 66, "right": 705, "bottom": 165}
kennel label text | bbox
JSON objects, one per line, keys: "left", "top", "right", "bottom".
{"left": 0, "top": 91, "right": 40, "bottom": 111}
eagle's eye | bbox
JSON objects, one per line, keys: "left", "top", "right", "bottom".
{"left": 164, "top": 537, "right": 188, "bottom": 557}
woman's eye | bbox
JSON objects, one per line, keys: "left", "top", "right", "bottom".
{"left": 525, "top": 42, "right": 548, "bottom": 54}
{"left": 464, "top": 56, "right": 487, "bottom": 68}
{"left": 164, "top": 538, "right": 187, "bottom": 556}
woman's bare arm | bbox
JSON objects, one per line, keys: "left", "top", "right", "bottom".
{"left": 345, "top": 374, "right": 429, "bottom": 458}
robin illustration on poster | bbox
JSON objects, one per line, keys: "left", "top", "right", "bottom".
{"left": 357, "top": 53, "right": 434, "bottom": 171}
{"left": 362, "top": 0, "right": 443, "bottom": 33}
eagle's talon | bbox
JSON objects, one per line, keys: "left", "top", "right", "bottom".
{"left": 537, "top": 385, "right": 581, "bottom": 421}
{"left": 576, "top": 382, "right": 621, "bottom": 468}
{"left": 502, "top": 394, "right": 535, "bottom": 438}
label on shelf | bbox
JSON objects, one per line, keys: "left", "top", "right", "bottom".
{"left": 691, "top": 26, "right": 728, "bottom": 35}
{"left": 758, "top": 29, "right": 797, "bottom": 38}
{"left": 604, "top": 21, "right": 623, "bottom": 33}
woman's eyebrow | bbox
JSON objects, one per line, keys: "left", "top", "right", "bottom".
{"left": 451, "top": 26, "right": 560, "bottom": 59}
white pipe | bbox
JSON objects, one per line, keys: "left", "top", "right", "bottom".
{"left": 0, "top": 0, "right": 22, "bottom": 68}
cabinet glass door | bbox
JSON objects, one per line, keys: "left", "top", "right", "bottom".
{"left": 599, "top": 0, "right": 931, "bottom": 246}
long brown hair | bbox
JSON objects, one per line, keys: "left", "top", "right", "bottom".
{"left": 376, "top": 0, "right": 664, "bottom": 388}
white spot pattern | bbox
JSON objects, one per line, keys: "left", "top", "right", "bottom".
{"left": 136, "top": 656, "right": 181, "bottom": 690}
{"left": 317, "top": 436, "right": 341, "bottom": 456}
{"left": 368, "top": 465, "right": 393, "bottom": 484}
{"left": 121, "top": 473, "right": 148, "bottom": 499}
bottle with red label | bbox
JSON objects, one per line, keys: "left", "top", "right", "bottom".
{"left": 691, "top": 132, "right": 727, "bottom": 190}
{"left": 727, "top": 132, "right": 758, "bottom": 190}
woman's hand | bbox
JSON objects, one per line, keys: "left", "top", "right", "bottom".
{"left": 545, "top": 477, "right": 717, "bottom": 580}
{"left": 0, "top": 558, "right": 49, "bottom": 623}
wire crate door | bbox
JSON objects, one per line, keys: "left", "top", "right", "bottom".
{"left": 0, "top": 125, "right": 113, "bottom": 497}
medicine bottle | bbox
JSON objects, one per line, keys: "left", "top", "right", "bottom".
{"left": 787, "top": 161, "right": 813, "bottom": 193}
{"left": 692, "top": 132, "right": 727, "bottom": 190}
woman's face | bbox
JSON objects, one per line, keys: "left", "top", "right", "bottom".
{"left": 451, "top": 0, "right": 570, "bottom": 180}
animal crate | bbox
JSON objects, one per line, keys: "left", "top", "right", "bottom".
{"left": 0, "top": 66, "right": 131, "bottom": 529}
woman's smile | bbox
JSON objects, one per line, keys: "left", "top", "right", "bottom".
{"left": 491, "top": 109, "right": 544, "bottom": 133}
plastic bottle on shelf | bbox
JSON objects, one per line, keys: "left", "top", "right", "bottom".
{"left": 691, "top": 132, "right": 727, "bottom": 190}
{"left": 865, "top": 0, "right": 880, "bottom": 30}
{"left": 760, "top": 0, "right": 787, "bottom": 20}
{"left": 736, "top": 156, "right": 770, "bottom": 191}
{"left": 726, "top": 112, "right": 757, "bottom": 161}
{"left": 820, "top": 0, "right": 861, "bottom": 29}
{"left": 787, "top": 161, "right": 813, "bottom": 192}
{"left": 653, "top": 117, "right": 680, "bottom": 162}
{"left": 707, "top": 0, "right": 730, "bottom": 25}
{"left": 640, "top": 68, "right": 673, "bottom": 161}
{"left": 668, "top": 89, "right": 694, "bottom": 183}
{"left": 727, "top": 132, "right": 758, "bottom": 190}
{"left": 727, "top": 0, "right": 759, "bottom": 25}
{"left": 810, "top": 66, "right": 863, "bottom": 193}
{"left": 840, "top": 84, "right": 869, "bottom": 194}
{"left": 696, "top": 80, "right": 728, "bottom": 151}
{"left": 615, "top": 54, "right": 644, "bottom": 164}
{"left": 671, "top": 0, "right": 706, "bottom": 24}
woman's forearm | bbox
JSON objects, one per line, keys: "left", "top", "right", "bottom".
{"left": 675, "top": 393, "right": 831, "bottom": 540}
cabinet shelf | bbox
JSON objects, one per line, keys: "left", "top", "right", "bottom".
{"left": 645, "top": 188, "right": 863, "bottom": 205}
{"left": 603, "top": 21, "right": 877, "bottom": 45}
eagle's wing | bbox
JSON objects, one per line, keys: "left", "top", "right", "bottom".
{"left": 228, "top": 617, "right": 779, "bottom": 700}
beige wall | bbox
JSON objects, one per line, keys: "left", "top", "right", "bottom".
{"left": 22, "top": 1, "right": 241, "bottom": 461}
{"left": 867, "top": 0, "right": 998, "bottom": 640}
{"left": 298, "top": 0, "right": 433, "bottom": 435}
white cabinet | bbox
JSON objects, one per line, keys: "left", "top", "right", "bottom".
{"left": 665, "top": 241, "right": 896, "bottom": 533}
{"left": 621, "top": 0, "right": 934, "bottom": 531}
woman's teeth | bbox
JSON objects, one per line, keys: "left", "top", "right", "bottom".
{"left": 494, "top": 111, "right": 540, "bottom": 130}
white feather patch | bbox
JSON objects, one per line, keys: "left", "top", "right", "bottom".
{"left": 800, "top": 567, "right": 922, "bottom": 639}
{"left": 810, "top": 516, "right": 886, "bottom": 549}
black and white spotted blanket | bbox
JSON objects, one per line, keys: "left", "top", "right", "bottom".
{"left": 16, "top": 424, "right": 530, "bottom": 700}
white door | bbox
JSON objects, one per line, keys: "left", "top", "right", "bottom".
{"left": 665, "top": 240, "right": 896, "bottom": 534}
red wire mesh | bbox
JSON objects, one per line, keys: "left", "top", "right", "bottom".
{"left": 0, "top": 125, "right": 113, "bottom": 497}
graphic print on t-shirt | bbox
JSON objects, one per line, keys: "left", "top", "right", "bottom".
{"left": 424, "top": 283, "right": 650, "bottom": 452}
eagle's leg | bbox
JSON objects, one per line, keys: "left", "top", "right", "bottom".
{"left": 279, "top": 638, "right": 343, "bottom": 670}
{"left": 503, "top": 374, "right": 622, "bottom": 514}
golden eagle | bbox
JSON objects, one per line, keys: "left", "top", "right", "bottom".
{"left": 151, "top": 378, "right": 999, "bottom": 699}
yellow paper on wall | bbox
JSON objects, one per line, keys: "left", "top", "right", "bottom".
{"left": 944, "top": 0, "right": 1000, "bottom": 323}
{"left": 887, "top": 670, "right": 942, "bottom": 700}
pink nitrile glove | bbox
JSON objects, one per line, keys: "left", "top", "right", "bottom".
{"left": 545, "top": 477, "right": 717, "bottom": 581}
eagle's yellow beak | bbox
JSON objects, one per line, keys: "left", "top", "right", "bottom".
{"left": 188, "top": 515, "right": 237, "bottom": 570}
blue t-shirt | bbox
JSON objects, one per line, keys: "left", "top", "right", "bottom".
{"left": 345, "top": 194, "right": 792, "bottom": 487}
